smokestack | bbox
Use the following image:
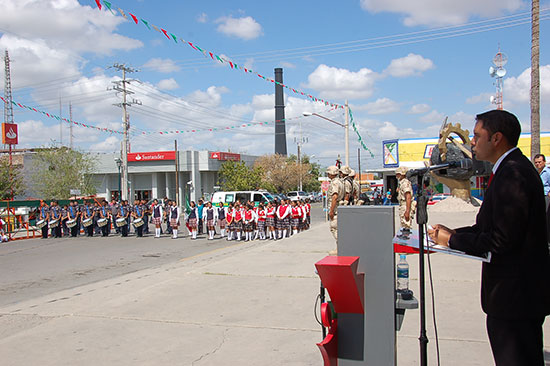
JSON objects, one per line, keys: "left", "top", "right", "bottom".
{"left": 274, "top": 68, "right": 287, "bottom": 155}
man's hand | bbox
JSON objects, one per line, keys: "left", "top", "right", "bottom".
{"left": 427, "top": 224, "right": 455, "bottom": 247}
{"left": 329, "top": 211, "right": 334, "bottom": 220}
{"left": 404, "top": 209, "right": 410, "bottom": 222}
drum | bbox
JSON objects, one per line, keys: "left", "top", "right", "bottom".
{"left": 36, "top": 219, "right": 47, "bottom": 229}
{"left": 66, "top": 219, "right": 77, "bottom": 228}
{"left": 97, "top": 218, "right": 108, "bottom": 227}
{"left": 133, "top": 218, "right": 144, "bottom": 227}
{"left": 82, "top": 218, "right": 93, "bottom": 227}
{"left": 116, "top": 218, "right": 127, "bottom": 227}
{"left": 48, "top": 219, "right": 59, "bottom": 228}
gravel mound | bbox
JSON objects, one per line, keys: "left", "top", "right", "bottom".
{"left": 428, "top": 196, "right": 481, "bottom": 213}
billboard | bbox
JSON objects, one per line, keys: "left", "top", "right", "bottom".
{"left": 209, "top": 151, "right": 241, "bottom": 161}
{"left": 2, "top": 123, "right": 18, "bottom": 145}
{"left": 382, "top": 139, "right": 399, "bottom": 168}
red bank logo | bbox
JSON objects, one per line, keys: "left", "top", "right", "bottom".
{"left": 128, "top": 151, "right": 176, "bottom": 162}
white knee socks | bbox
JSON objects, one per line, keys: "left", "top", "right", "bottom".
{"left": 155, "top": 228, "right": 160, "bottom": 237}
{"left": 173, "top": 229, "right": 177, "bottom": 239}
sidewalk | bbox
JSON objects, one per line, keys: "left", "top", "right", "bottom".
{"left": 0, "top": 212, "right": 548, "bottom": 365}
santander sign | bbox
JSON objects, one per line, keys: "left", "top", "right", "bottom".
{"left": 128, "top": 151, "right": 176, "bottom": 162}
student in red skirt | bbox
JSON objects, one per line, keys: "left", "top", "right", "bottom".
{"left": 187, "top": 201, "right": 199, "bottom": 239}
{"left": 226, "top": 203, "right": 234, "bottom": 241}
{"left": 290, "top": 200, "right": 301, "bottom": 236}
{"left": 233, "top": 202, "right": 243, "bottom": 241}
{"left": 169, "top": 200, "right": 180, "bottom": 239}
{"left": 276, "top": 199, "right": 291, "bottom": 239}
{"left": 304, "top": 198, "right": 311, "bottom": 230}
{"left": 256, "top": 203, "right": 267, "bottom": 240}
{"left": 266, "top": 201, "right": 276, "bottom": 240}
{"left": 243, "top": 204, "right": 255, "bottom": 241}
{"left": 151, "top": 199, "right": 164, "bottom": 238}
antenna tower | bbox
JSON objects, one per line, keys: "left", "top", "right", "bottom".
{"left": 4, "top": 50, "right": 14, "bottom": 125}
{"left": 489, "top": 47, "right": 508, "bottom": 110}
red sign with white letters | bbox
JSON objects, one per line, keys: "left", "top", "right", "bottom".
{"left": 209, "top": 151, "right": 241, "bottom": 161}
{"left": 128, "top": 151, "right": 175, "bottom": 162}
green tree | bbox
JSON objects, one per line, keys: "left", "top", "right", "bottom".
{"left": 31, "top": 146, "right": 97, "bottom": 199}
{"left": 0, "top": 158, "right": 24, "bottom": 200}
{"left": 218, "top": 160, "right": 263, "bottom": 191}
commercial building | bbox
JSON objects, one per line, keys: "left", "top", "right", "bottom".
{"left": 91, "top": 150, "right": 258, "bottom": 204}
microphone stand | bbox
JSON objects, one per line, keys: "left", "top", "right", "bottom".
{"left": 415, "top": 172, "right": 429, "bottom": 366}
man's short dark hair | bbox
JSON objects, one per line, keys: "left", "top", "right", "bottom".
{"left": 475, "top": 110, "right": 521, "bottom": 147}
{"left": 534, "top": 153, "right": 546, "bottom": 162}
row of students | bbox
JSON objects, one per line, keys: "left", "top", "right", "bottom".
{"left": 183, "top": 199, "right": 311, "bottom": 241}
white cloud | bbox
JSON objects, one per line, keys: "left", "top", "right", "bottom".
{"left": 197, "top": 12, "right": 208, "bottom": 23}
{"left": 504, "top": 65, "right": 550, "bottom": 104}
{"left": 143, "top": 58, "right": 181, "bottom": 73}
{"left": 384, "top": 53, "right": 434, "bottom": 77}
{"left": 409, "top": 104, "right": 431, "bottom": 114}
{"left": 305, "top": 64, "right": 380, "bottom": 100}
{"left": 359, "top": 98, "right": 400, "bottom": 114}
{"left": 0, "top": 0, "right": 142, "bottom": 55}
{"left": 89, "top": 136, "right": 120, "bottom": 152}
{"left": 419, "top": 110, "right": 446, "bottom": 124}
{"left": 215, "top": 16, "right": 263, "bottom": 40}
{"left": 360, "top": 0, "right": 523, "bottom": 27}
{"left": 187, "top": 86, "right": 230, "bottom": 106}
{"left": 156, "top": 78, "right": 179, "bottom": 91}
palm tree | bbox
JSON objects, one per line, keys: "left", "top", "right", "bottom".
{"left": 531, "top": 0, "right": 540, "bottom": 158}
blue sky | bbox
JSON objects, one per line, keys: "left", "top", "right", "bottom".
{"left": 1, "top": 0, "right": 549, "bottom": 169}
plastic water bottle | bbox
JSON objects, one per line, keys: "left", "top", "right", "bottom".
{"left": 396, "top": 254, "right": 409, "bottom": 292}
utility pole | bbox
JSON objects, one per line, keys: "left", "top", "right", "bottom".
{"left": 175, "top": 139, "right": 179, "bottom": 206}
{"left": 531, "top": 0, "right": 540, "bottom": 158}
{"left": 59, "top": 97, "right": 62, "bottom": 145}
{"left": 69, "top": 102, "right": 74, "bottom": 149}
{"left": 111, "top": 63, "right": 140, "bottom": 201}
{"left": 294, "top": 119, "right": 308, "bottom": 191}
{"left": 344, "top": 100, "right": 350, "bottom": 167}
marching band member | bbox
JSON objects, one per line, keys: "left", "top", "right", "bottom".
{"left": 205, "top": 202, "right": 217, "bottom": 240}
{"left": 132, "top": 199, "right": 145, "bottom": 238}
{"left": 266, "top": 201, "right": 276, "bottom": 240}
{"left": 49, "top": 201, "right": 62, "bottom": 238}
{"left": 169, "top": 200, "right": 180, "bottom": 239}
{"left": 276, "top": 199, "right": 291, "bottom": 239}
{"left": 93, "top": 201, "right": 101, "bottom": 236}
{"left": 83, "top": 201, "right": 95, "bottom": 237}
{"left": 151, "top": 199, "right": 163, "bottom": 238}
{"left": 99, "top": 200, "right": 111, "bottom": 237}
{"left": 66, "top": 201, "right": 79, "bottom": 237}
{"left": 217, "top": 202, "right": 227, "bottom": 238}
{"left": 110, "top": 198, "right": 119, "bottom": 234}
{"left": 257, "top": 203, "right": 267, "bottom": 240}
{"left": 38, "top": 200, "right": 49, "bottom": 239}
{"left": 187, "top": 201, "right": 199, "bottom": 239}
{"left": 163, "top": 198, "right": 172, "bottom": 235}
{"left": 226, "top": 203, "right": 234, "bottom": 240}
{"left": 141, "top": 199, "right": 150, "bottom": 235}
{"left": 117, "top": 200, "right": 129, "bottom": 237}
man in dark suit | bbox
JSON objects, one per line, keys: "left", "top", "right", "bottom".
{"left": 428, "top": 110, "right": 550, "bottom": 365}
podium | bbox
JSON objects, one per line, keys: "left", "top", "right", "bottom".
{"left": 315, "top": 206, "right": 418, "bottom": 366}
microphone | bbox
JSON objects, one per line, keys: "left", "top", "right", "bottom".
{"left": 406, "top": 159, "right": 473, "bottom": 178}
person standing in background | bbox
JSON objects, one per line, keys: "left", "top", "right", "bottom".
{"left": 197, "top": 199, "right": 205, "bottom": 235}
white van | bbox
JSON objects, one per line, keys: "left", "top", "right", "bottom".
{"left": 211, "top": 191, "right": 275, "bottom": 206}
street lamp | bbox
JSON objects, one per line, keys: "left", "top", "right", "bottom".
{"left": 303, "top": 100, "right": 349, "bottom": 166}
{"left": 115, "top": 158, "right": 122, "bottom": 202}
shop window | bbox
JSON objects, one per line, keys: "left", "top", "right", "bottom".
{"left": 235, "top": 192, "right": 250, "bottom": 203}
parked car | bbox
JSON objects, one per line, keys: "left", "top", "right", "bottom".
{"left": 286, "top": 191, "right": 309, "bottom": 201}
{"left": 427, "top": 193, "right": 450, "bottom": 205}
{"left": 211, "top": 191, "right": 275, "bottom": 206}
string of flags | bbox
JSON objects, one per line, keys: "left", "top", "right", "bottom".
{"left": 4, "top": 96, "right": 305, "bottom": 136}
{"left": 92, "top": 0, "right": 345, "bottom": 110}
{"left": 349, "top": 108, "right": 375, "bottom": 158}
{"left": 2, "top": 96, "right": 124, "bottom": 135}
